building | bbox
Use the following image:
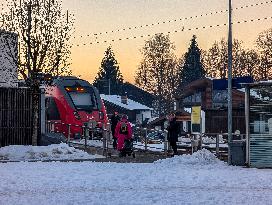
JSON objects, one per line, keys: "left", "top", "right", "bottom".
{"left": 100, "top": 94, "right": 153, "bottom": 124}
{"left": 121, "top": 82, "right": 155, "bottom": 108}
{"left": 175, "top": 77, "right": 253, "bottom": 133}
{"left": 0, "top": 30, "right": 18, "bottom": 87}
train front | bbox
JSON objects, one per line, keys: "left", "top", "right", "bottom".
{"left": 47, "top": 77, "right": 108, "bottom": 139}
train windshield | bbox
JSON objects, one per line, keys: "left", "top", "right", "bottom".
{"left": 66, "top": 87, "right": 98, "bottom": 112}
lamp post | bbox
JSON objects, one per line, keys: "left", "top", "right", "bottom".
{"left": 228, "top": 0, "right": 233, "bottom": 164}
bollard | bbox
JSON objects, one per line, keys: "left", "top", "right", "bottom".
{"left": 67, "top": 124, "right": 71, "bottom": 147}
{"left": 216, "top": 134, "right": 220, "bottom": 157}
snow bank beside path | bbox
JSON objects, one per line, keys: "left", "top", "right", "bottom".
{"left": 155, "top": 149, "right": 221, "bottom": 166}
{"left": 0, "top": 143, "right": 102, "bottom": 161}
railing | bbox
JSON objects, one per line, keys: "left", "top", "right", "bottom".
{"left": 45, "top": 121, "right": 111, "bottom": 156}
{"left": 45, "top": 120, "right": 244, "bottom": 158}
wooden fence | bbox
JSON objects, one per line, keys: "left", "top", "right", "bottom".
{"left": 0, "top": 88, "right": 34, "bottom": 147}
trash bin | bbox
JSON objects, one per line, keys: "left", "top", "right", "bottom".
{"left": 229, "top": 140, "right": 246, "bottom": 166}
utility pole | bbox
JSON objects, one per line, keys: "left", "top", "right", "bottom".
{"left": 228, "top": 0, "right": 233, "bottom": 164}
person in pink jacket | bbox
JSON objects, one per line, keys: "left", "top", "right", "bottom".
{"left": 115, "top": 115, "right": 133, "bottom": 151}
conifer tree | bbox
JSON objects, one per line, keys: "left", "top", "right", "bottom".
{"left": 179, "top": 35, "right": 205, "bottom": 86}
{"left": 93, "top": 46, "right": 123, "bottom": 95}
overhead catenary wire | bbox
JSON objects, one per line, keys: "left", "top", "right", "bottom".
{"left": 75, "top": 0, "right": 272, "bottom": 38}
{"left": 75, "top": 16, "right": 272, "bottom": 46}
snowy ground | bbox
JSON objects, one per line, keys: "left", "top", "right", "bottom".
{"left": 1, "top": 149, "right": 272, "bottom": 205}
{"left": 0, "top": 143, "right": 103, "bottom": 161}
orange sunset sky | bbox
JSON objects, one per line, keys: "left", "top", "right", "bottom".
{"left": 3, "top": 0, "right": 272, "bottom": 84}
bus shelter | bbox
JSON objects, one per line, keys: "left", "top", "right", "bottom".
{"left": 244, "top": 82, "right": 272, "bottom": 168}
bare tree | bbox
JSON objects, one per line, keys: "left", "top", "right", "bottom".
{"left": 239, "top": 49, "right": 260, "bottom": 80}
{"left": 1, "top": 0, "right": 74, "bottom": 145}
{"left": 256, "top": 28, "right": 272, "bottom": 80}
{"left": 204, "top": 38, "right": 249, "bottom": 79}
{"left": 135, "top": 33, "right": 178, "bottom": 116}
{"left": 1, "top": 0, "right": 74, "bottom": 79}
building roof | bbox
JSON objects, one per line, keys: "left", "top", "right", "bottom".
{"left": 175, "top": 76, "right": 254, "bottom": 99}
{"left": 100, "top": 94, "right": 153, "bottom": 111}
{"left": 121, "top": 82, "right": 155, "bottom": 107}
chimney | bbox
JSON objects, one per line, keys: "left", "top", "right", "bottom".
{"left": 121, "top": 95, "right": 128, "bottom": 105}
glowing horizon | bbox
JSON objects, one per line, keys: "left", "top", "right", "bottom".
{"left": 2, "top": 0, "right": 272, "bottom": 84}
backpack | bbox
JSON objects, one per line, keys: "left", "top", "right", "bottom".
{"left": 120, "top": 122, "right": 128, "bottom": 135}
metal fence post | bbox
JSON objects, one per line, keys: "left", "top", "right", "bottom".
{"left": 164, "top": 130, "right": 168, "bottom": 155}
{"left": 216, "top": 134, "right": 220, "bottom": 157}
{"left": 67, "top": 124, "right": 71, "bottom": 146}
{"left": 144, "top": 128, "right": 147, "bottom": 152}
{"left": 102, "top": 124, "right": 106, "bottom": 156}
{"left": 91, "top": 122, "right": 94, "bottom": 140}
{"left": 191, "top": 134, "right": 194, "bottom": 155}
{"left": 199, "top": 134, "right": 203, "bottom": 150}
{"left": 83, "top": 126, "right": 87, "bottom": 152}
{"left": 106, "top": 123, "right": 110, "bottom": 158}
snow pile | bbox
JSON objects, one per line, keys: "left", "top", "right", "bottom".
{"left": 155, "top": 149, "right": 222, "bottom": 166}
{"left": 179, "top": 137, "right": 191, "bottom": 143}
{"left": 202, "top": 135, "right": 224, "bottom": 143}
{"left": 179, "top": 135, "right": 224, "bottom": 144}
{"left": 0, "top": 143, "right": 100, "bottom": 161}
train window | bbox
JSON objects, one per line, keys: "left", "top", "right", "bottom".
{"left": 46, "top": 97, "right": 61, "bottom": 120}
{"left": 68, "top": 91, "right": 98, "bottom": 112}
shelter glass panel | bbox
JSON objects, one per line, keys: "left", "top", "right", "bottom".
{"left": 249, "top": 85, "right": 272, "bottom": 168}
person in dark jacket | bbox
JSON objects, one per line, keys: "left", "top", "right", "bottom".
{"left": 111, "top": 112, "right": 120, "bottom": 149}
{"left": 167, "top": 113, "right": 180, "bottom": 156}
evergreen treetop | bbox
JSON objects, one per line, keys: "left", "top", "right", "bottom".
{"left": 180, "top": 35, "right": 205, "bottom": 86}
{"left": 93, "top": 46, "right": 123, "bottom": 95}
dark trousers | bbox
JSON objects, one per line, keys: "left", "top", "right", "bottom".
{"left": 113, "top": 137, "right": 117, "bottom": 149}
{"left": 112, "top": 129, "right": 117, "bottom": 149}
{"left": 170, "top": 141, "right": 178, "bottom": 154}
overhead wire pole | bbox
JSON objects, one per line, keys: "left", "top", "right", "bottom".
{"left": 228, "top": 0, "right": 233, "bottom": 165}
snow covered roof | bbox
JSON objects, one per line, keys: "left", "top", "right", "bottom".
{"left": 100, "top": 94, "right": 153, "bottom": 111}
